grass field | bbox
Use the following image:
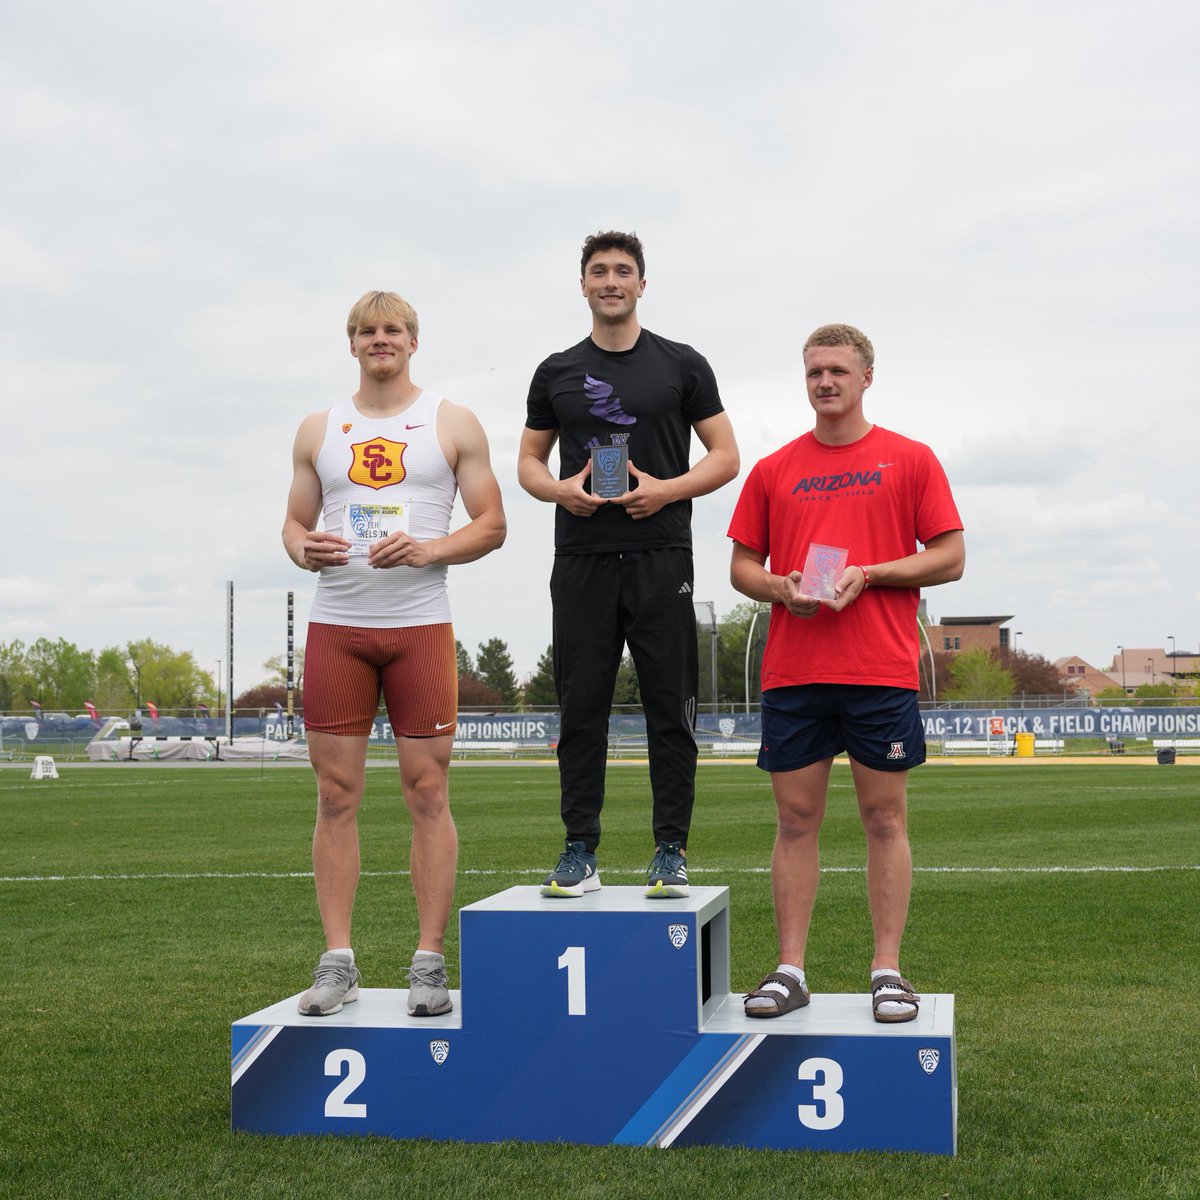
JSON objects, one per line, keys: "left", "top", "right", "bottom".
{"left": 1, "top": 761, "right": 1197, "bottom": 1199}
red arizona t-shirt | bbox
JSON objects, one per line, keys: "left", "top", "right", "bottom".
{"left": 727, "top": 425, "right": 962, "bottom": 691}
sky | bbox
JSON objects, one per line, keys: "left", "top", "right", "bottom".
{"left": 2, "top": 1, "right": 1197, "bottom": 703}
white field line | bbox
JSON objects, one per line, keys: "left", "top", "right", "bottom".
{"left": 1, "top": 864, "right": 1196, "bottom": 884}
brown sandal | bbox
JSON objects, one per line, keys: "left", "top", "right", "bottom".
{"left": 744, "top": 971, "right": 811, "bottom": 1018}
{"left": 872, "top": 973, "right": 920, "bottom": 1023}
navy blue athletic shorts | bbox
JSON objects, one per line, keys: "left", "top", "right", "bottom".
{"left": 758, "top": 684, "right": 926, "bottom": 773}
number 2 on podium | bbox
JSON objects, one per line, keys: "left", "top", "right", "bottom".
{"left": 557, "top": 946, "right": 586, "bottom": 1015}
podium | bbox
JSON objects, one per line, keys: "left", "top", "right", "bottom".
{"left": 233, "top": 887, "right": 956, "bottom": 1154}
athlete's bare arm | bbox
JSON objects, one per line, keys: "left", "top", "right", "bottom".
{"left": 730, "top": 541, "right": 820, "bottom": 618}
{"left": 613, "top": 411, "right": 740, "bottom": 521}
{"left": 517, "top": 425, "right": 605, "bottom": 517}
{"left": 731, "top": 530, "right": 965, "bottom": 618}
{"left": 283, "top": 411, "right": 351, "bottom": 572}
{"left": 367, "top": 400, "right": 506, "bottom": 570}
{"left": 825, "top": 529, "right": 965, "bottom": 612}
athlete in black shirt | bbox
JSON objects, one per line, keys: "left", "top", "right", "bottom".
{"left": 519, "top": 230, "right": 739, "bottom": 898}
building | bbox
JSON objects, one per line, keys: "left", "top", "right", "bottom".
{"left": 915, "top": 603, "right": 1195, "bottom": 697}
{"left": 1107, "top": 647, "right": 1199, "bottom": 693}
{"left": 923, "top": 614, "right": 1014, "bottom": 656}
{"left": 1053, "top": 656, "right": 1120, "bottom": 699}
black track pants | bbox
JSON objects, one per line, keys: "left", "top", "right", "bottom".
{"left": 550, "top": 547, "right": 698, "bottom": 852}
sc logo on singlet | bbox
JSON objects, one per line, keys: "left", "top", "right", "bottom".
{"left": 349, "top": 438, "right": 407, "bottom": 490}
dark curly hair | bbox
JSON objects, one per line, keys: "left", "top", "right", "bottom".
{"left": 580, "top": 230, "right": 645, "bottom": 279}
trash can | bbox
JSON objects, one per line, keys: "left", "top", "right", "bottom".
{"left": 1015, "top": 732, "right": 1035, "bottom": 758}
{"left": 1157, "top": 747, "right": 1176, "bottom": 765}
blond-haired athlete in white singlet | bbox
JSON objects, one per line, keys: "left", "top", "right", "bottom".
{"left": 283, "top": 290, "right": 505, "bottom": 1018}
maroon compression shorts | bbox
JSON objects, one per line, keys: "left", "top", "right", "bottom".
{"left": 303, "top": 621, "right": 458, "bottom": 738}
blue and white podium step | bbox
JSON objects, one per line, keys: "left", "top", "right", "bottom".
{"left": 232, "top": 886, "right": 956, "bottom": 1154}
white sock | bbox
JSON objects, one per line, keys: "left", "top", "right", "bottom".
{"left": 746, "top": 963, "right": 806, "bottom": 1009}
{"left": 328, "top": 947, "right": 354, "bottom": 963}
{"left": 413, "top": 950, "right": 444, "bottom": 964}
{"left": 872, "top": 968, "right": 916, "bottom": 1016}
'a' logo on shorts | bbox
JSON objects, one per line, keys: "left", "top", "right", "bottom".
{"left": 888, "top": 741, "right": 905, "bottom": 760}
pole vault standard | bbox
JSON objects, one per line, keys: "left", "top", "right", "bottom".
{"left": 226, "top": 580, "right": 234, "bottom": 744}
{"left": 286, "top": 591, "right": 295, "bottom": 738}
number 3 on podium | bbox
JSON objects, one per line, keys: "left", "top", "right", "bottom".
{"left": 798, "top": 1057, "right": 844, "bottom": 1130}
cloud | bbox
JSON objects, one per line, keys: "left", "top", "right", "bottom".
{"left": 1, "top": 1, "right": 1198, "bottom": 685}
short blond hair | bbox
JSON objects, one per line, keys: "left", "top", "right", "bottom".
{"left": 346, "top": 291, "right": 419, "bottom": 340}
{"left": 803, "top": 323, "right": 874, "bottom": 369}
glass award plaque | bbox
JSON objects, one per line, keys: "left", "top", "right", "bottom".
{"left": 590, "top": 445, "right": 629, "bottom": 499}
{"left": 800, "top": 543, "right": 848, "bottom": 600}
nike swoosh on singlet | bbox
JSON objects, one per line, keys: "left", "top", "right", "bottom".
{"left": 406, "top": 424, "right": 426, "bottom": 430}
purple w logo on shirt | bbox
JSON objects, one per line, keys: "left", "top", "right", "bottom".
{"left": 585, "top": 374, "right": 637, "bottom": 426}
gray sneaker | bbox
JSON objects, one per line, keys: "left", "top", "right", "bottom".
{"left": 540, "top": 839, "right": 601, "bottom": 897}
{"left": 298, "top": 951, "right": 360, "bottom": 1016}
{"left": 645, "top": 840, "right": 689, "bottom": 898}
{"left": 406, "top": 951, "right": 452, "bottom": 1017}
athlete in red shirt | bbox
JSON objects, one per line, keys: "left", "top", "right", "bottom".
{"left": 728, "top": 324, "right": 964, "bottom": 1023}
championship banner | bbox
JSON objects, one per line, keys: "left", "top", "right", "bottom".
{"left": 11, "top": 707, "right": 1199, "bottom": 749}
{"left": 920, "top": 707, "right": 1200, "bottom": 740}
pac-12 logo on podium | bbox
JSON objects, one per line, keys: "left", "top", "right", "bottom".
{"left": 668, "top": 923, "right": 689, "bottom": 950}
{"left": 429, "top": 1040, "right": 450, "bottom": 1066}
{"left": 918, "top": 1048, "right": 940, "bottom": 1075}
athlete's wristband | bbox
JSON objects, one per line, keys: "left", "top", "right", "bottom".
{"left": 857, "top": 565, "right": 871, "bottom": 590}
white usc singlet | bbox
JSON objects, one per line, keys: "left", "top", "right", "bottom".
{"left": 308, "top": 392, "right": 457, "bottom": 627}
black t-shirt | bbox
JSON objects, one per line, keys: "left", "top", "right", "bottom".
{"left": 525, "top": 329, "right": 724, "bottom": 554}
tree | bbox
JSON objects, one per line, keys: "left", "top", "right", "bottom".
{"left": 93, "top": 646, "right": 135, "bottom": 711}
{"left": 942, "top": 648, "right": 1016, "bottom": 702}
{"left": 459, "top": 675, "right": 502, "bottom": 707}
{"left": 1004, "top": 649, "right": 1070, "bottom": 697}
{"left": 1094, "top": 686, "right": 1129, "bottom": 706}
{"left": 262, "top": 651, "right": 304, "bottom": 692}
{"left": 917, "top": 650, "right": 957, "bottom": 702}
{"left": 1133, "top": 682, "right": 1174, "bottom": 700}
{"left": 234, "top": 683, "right": 296, "bottom": 710}
{"left": 25, "top": 638, "right": 96, "bottom": 709}
{"left": 0, "top": 636, "right": 216, "bottom": 714}
{"left": 613, "top": 654, "right": 642, "bottom": 706}
{"left": 455, "top": 640, "right": 476, "bottom": 679}
{"left": 522, "top": 645, "right": 557, "bottom": 707}
{"left": 0, "top": 640, "right": 32, "bottom": 711}
{"left": 476, "top": 638, "right": 519, "bottom": 706}
{"left": 713, "top": 601, "right": 768, "bottom": 709}
{"left": 124, "top": 638, "right": 212, "bottom": 709}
